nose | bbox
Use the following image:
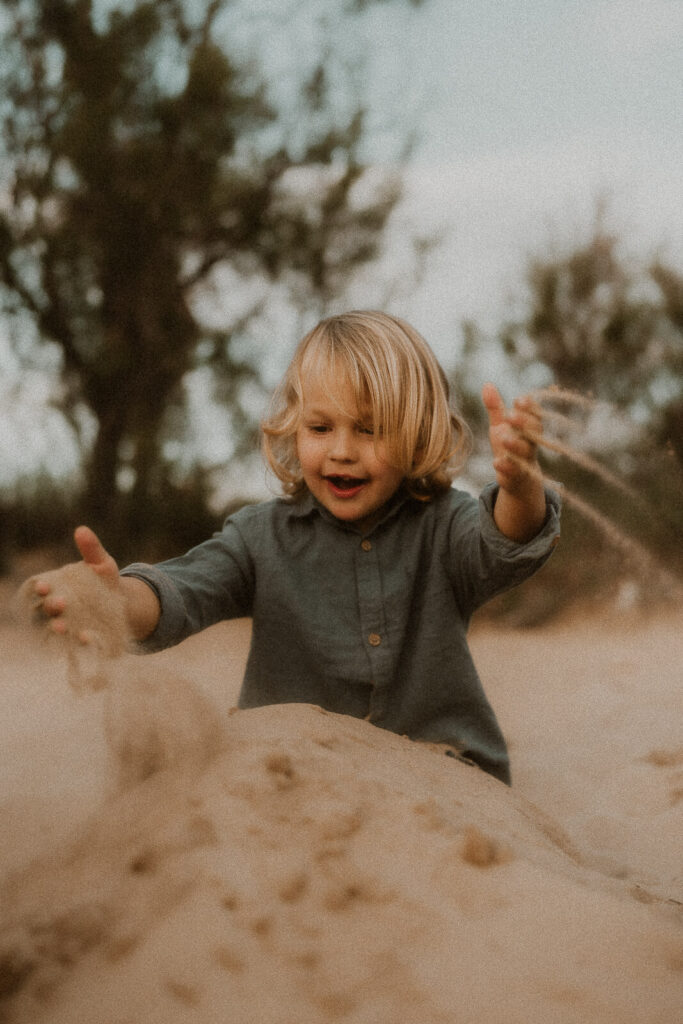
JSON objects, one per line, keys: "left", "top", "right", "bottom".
{"left": 329, "top": 427, "right": 358, "bottom": 462}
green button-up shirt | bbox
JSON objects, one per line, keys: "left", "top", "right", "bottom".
{"left": 121, "top": 483, "right": 561, "bottom": 784}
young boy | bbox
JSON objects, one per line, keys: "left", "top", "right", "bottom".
{"left": 30, "top": 312, "right": 560, "bottom": 784}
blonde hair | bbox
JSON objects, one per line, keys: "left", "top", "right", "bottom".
{"left": 261, "top": 310, "right": 471, "bottom": 501}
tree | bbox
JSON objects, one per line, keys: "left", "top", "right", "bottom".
{"left": 500, "top": 222, "right": 683, "bottom": 471}
{"left": 648, "top": 261, "right": 683, "bottom": 466}
{"left": 493, "top": 219, "right": 683, "bottom": 611}
{"left": 0, "top": 0, "right": 420, "bottom": 553}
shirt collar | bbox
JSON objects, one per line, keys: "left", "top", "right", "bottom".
{"left": 285, "top": 487, "right": 410, "bottom": 534}
{"left": 286, "top": 491, "right": 318, "bottom": 519}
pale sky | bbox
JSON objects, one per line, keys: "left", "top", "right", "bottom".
{"left": 222, "top": 0, "right": 682, "bottom": 370}
{"left": 352, "top": 0, "right": 683, "bottom": 363}
{"left": 201, "top": 0, "right": 683, "bottom": 497}
{"left": 2, "top": 0, "right": 681, "bottom": 487}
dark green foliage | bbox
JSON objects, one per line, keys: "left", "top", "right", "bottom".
{"left": 505, "top": 227, "right": 683, "bottom": 472}
{"left": 0, "top": 476, "right": 80, "bottom": 572}
{"left": 0, "top": 0, "right": 410, "bottom": 552}
{"left": 493, "top": 224, "right": 682, "bottom": 617}
{"left": 453, "top": 216, "right": 682, "bottom": 621}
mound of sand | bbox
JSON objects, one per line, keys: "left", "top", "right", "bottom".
{"left": 0, "top": 579, "right": 681, "bottom": 1023}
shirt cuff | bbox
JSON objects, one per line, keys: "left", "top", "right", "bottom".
{"left": 478, "top": 482, "right": 561, "bottom": 559}
{"left": 119, "top": 563, "right": 189, "bottom": 652}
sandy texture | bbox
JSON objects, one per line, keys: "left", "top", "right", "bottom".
{"left": 0, "top": 576, "right": 681, "bottom": 1023}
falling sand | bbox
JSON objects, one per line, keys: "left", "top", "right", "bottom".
{"left": 526, "top": 387, "right": 683, "bottom": 601}
{"left": 16, "top": 564, "right": 224, "bottom": 790}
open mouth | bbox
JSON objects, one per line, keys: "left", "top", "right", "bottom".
{"left": 325, "top": 475, "right": 368, "bottom": 497}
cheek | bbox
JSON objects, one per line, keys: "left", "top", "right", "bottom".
{"left": 295, "top": 432, "right": 318, "bottom": 471}
{"left": 369, "top": 441, "right": 400, "bottom": 474}
{"left": 368, "top": 444, "right": 404, "bottom": 491}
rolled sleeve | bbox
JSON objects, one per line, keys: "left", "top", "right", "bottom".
{"left": 447, "top": 483, "right": 561, "bottom": 615}
{"left": 120, "top": 563, "right": 192, "bottom": 652}
{"left": 478, "top": 482, "right": 562, "bottom": 561}
{"left": 119, "top": 515, "right": 255, "bottom": 652}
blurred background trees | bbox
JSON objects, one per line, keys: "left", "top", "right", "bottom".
{"left": 505, "top": 226, "right": 682, "bottom": 468}
{"left": 0, "top": 0, "right": 680, "bottom": 616}
{"left": 0, "top": 0, "right": 420, "bottom": 558}
{"left": 456, "top": 215, "right": 682, "bottom": 621}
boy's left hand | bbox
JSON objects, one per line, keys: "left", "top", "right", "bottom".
{"left": 482, "top": 383, "right": 542, "bottom": 496}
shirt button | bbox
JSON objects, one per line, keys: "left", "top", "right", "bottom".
{"left": 368, "top": 633, "right": 381, "bottom": 646}
{"left": 361, "top": 539, "right": 372, "bottom": 551}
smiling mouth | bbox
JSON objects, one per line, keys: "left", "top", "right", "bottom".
{"left": 325, "top": 475, "right": 368, "bottom": 496}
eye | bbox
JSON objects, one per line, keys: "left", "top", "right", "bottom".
{"left": 308, "top": 423, "right": 329, "bottom": 434}
{"left": 357, "top": 423, "right": 375, "bottom": 436}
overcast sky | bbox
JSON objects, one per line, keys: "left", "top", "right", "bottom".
{"left": 350, "top": 0, "right": 683, "bottom": 362}
{"left": 2, "top": 0, "right": 681, "bottom": 487}
{"left": 224, "top": 0, "right": 682, "bottom": 370}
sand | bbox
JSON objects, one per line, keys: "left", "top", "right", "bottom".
{"left": 0, "top": 571, "right": 681, "bottom": 1023}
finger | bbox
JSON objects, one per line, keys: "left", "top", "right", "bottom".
{"left": 43, "top": 593, "right": 67, "bottom": 616}
{"left": 513, "top": 394, "right": 542, "bottom": 416}
{"left": 73, "top": 527, "right": 120, "bottom": 586}
{"left": 493, "top": 456, "right": 515, "bottom": 478}
{"left": 73, "top": 525, "right": 109, "bottom": 565}
{"left": 482, "top": 383, "right": 507, "bottom": 428}
{"left": 501, "top": 429, "right": 537, "bottom": 459}
{"left": 510, "top": 396, "right": 543, "bottom": 439}
{"left": 27, "top": 582, "right": 65, "bottom": 619}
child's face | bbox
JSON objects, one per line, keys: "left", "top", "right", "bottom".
{"left": 296, "top": 375, "right": 404, "bottom": 532}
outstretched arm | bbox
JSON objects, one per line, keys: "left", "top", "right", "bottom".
{"left": 482, "top": 384, "right": 547, "bottom": 543}
{"left": 32, "top": 526, "right": 161, "bottom": 642}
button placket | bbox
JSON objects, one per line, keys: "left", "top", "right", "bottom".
{"left": 354, "top": 536, "right": 388, "bottom": 686}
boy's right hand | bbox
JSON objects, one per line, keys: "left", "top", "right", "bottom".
{"left": 31, "top": 526, "right": 120, "bottom": 636}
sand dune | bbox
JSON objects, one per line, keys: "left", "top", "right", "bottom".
{"left": 0, "top": 594, "right": 681, "bottom": 1023}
